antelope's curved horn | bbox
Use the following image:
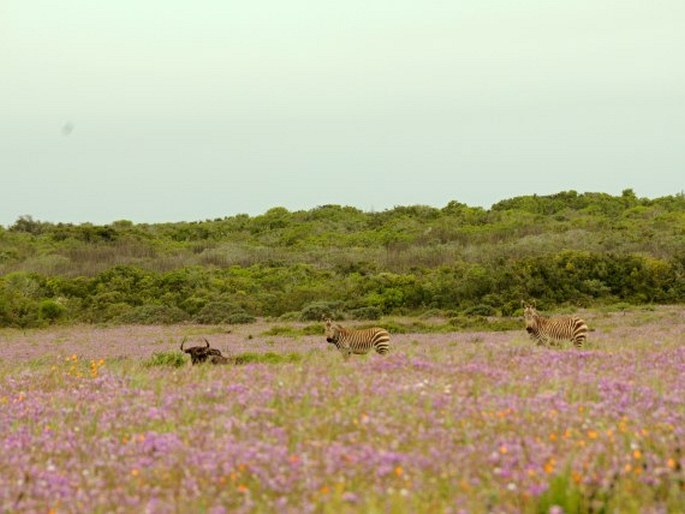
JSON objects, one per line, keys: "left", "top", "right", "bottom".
{"left": 203, "top": 338, "right": 210, "bottom": 348}
{"left": 180, "top": 336, "right": 188, "bottom": 351}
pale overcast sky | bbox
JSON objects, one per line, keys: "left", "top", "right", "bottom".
{"left": 1, "top": 1, "right": 683, "bottom": 226}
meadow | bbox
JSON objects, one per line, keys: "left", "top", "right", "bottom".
{"left": 1, "top": 306, "right": 684, "bottom": 513}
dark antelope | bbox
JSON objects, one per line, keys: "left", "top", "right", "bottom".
{"left": 180, "top": 338, "right": 223, "bottom": 365}
{"left": 180, "top": 338, "right": 249, "bottom": 365}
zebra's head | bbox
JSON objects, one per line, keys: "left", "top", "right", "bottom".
{"left": 324, "top": 318, "right": 339, "bottom": 344}
{"left": 522, "top": 301, "right": 539, "bottom": 329}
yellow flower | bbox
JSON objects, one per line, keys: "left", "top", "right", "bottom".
{"left": 633, "top": 450, "right": 642, "bottom": 460}
{"left": 587, "top": 430, "right": 598, "bottom": 439}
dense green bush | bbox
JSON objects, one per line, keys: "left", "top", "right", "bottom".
{"left": 0, "top": 190, "right": 683, "bottom": 327}
{"left": 38, "top": 299, "right": 67, "bottom": 322}
{"left": 299, "top": 301, "right": 344, "bottom": 321}
{"left": 116, "top": 305, "right": 188, "bottom": 325}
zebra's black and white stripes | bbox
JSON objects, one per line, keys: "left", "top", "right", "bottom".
{"left": 523, "top": 302, "right": 588, "bottom": 348}
{"left": 324, "top": 319, "right": 390, "bottom": 359}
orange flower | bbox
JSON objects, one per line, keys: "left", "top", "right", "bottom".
{"left": 395, "top": 466, "right": 404, "bottom": 477}
{"left": 499, "top": 445, "right": 508, "bottom": 455}
{"left": 544, "top": 459, "right": 556, "bottom": 474}
{"left": 237, "top": 484, "right": 249, "bottom": 493}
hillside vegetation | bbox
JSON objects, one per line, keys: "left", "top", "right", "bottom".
{"left": 1, "top": 189, "right": 683, "bottom": 327}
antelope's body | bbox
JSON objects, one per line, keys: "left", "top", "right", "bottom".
{"left": 181, "top": 338, "right": 223, "bottom": 365}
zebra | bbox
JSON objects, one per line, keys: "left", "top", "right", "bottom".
{"left": 324, "top": 318, "right": 390, "bottom": 360}
{"left": 522, "top": 301, "right": 588, "bottom": 348}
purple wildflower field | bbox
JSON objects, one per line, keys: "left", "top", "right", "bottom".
{"left": 1, "top": 307, "right": 684, "bottom": 513}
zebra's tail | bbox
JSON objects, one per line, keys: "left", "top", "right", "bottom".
{"left": 573, "top": 318, "right": 589, "bottom": 348}
{"left": 373, "top": 330, "right": 391, "bottom": 355}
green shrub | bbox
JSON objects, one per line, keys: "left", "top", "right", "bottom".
{"left": 463, "top": 304, "right": 496, "bottom": 316}
{"left": 194, "top": 301, "right": 255, "bottom": 324}
{"left": 38, "top": 299, "right": 67, "bottom": 322}
{"left": 194, "top": 301, "right": 237, "bottom": 324}
{"left": 277, "top": 311, "right": 301, "bottom": 321}
{"left": 116, "top": 305, "right": 188, "bottom": 325}
{"left": 299, "top": 301, "right": 344, "bottom": 321}
{"left": 348, "top": 306, "right": 382, "bottom": 320}
{"left": 143, "top": 351, "right": 186, "bottom": 368}
{"left": 261, "top": 325, "right": 300, "bottom": 337}
{"left": 225, "top": 311, "right": 256, "bottom": 324}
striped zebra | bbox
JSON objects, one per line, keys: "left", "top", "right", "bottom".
{"left": 324, "top": 318, "right": 390, "bottom": 360}
{"left": 522, "top": 302, "right": 588, "bottom": 348}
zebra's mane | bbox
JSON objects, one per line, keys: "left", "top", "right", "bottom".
{"left": 334, "top": 323, "right": 349, "bottom": 334}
